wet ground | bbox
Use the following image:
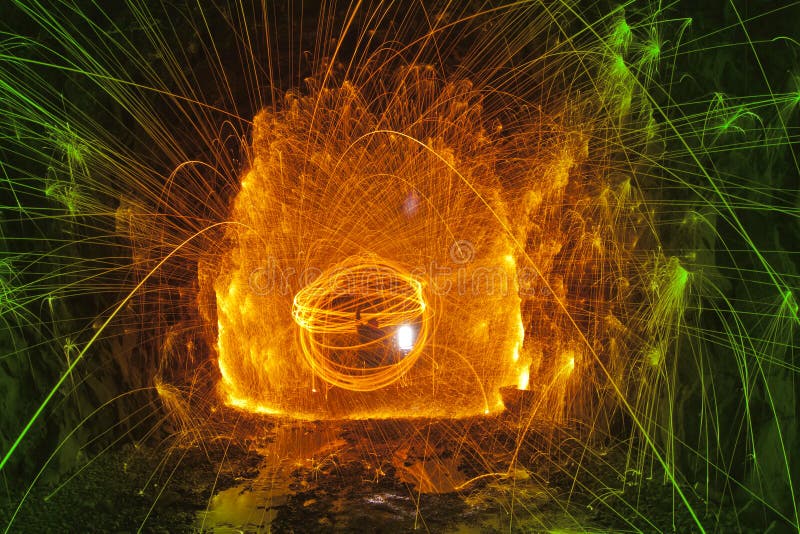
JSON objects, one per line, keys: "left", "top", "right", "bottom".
{"left": 1, "top": 408, "right": 747, "bottom": 533}
{"left": 192, "top": 418, "right": 600, "bottom": 533}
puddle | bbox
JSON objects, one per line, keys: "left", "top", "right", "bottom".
{"left": 195, "top": 422, "right": 348, "bottom": 532}
{"left": 194, "top": 419, "right": 602, "bottom": 532}
{"left": 194, "top": 473, "right": 288, "bottom": 533}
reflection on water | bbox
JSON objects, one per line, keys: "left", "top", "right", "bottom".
{"left": 194, "top": 419, "right": 599, "bottom": 532}
{"left": 195, "top": 473, "right": 288, "bottom": 532}
{"left": 195, "top": 422, "right": 342, "bottom": 532}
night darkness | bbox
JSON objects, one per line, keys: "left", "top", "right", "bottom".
{"left": 1, "top": 1, "right": 799, "bottom": 532}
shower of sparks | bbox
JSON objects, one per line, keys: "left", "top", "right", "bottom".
{"left": 1, "top": 1, "right": 798, "bottom": 531}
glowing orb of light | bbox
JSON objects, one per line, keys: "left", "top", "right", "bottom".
{"left": 397, "top": 325, "right": 415, "bottom": 352}
{"left": 292, "top": 255, "right": 429, "bottom": 392}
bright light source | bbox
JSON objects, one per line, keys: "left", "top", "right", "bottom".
{"left": 397, "top": 325, "right": 415, "bottom": 351}
{"left": 517, "top": 368, "right": 530, "bottom": 390}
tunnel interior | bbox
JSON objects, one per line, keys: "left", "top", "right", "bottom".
{"left": 1, "top": 1, "right": 799, "bottom": 532}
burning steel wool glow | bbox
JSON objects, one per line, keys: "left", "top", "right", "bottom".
{"left": 204, "top": 70, "right": 530, "bottom": 418}
{"left": 2, "top": 0, "right": 798, "bottom": 531}
{"left": 200, "top": 54, "right": 661, "bottom": 423}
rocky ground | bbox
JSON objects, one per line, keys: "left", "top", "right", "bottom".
{"left": 1, "top": 407, "right": 761, "bottom": 533}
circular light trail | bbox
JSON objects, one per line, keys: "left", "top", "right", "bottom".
{"left": 292, "top": 255, "right": 429, "bottom": 392}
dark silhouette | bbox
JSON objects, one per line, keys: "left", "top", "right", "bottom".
{"left": 355, "top": 307, "right": 389, "bottom": 367}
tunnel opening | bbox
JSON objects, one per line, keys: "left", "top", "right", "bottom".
{"left": 1, "top": 1, "right": 798, "bottom": 531}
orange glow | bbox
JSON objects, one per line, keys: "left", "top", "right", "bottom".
{"left": 203, "top": 69, "right": 534, "bottom": 419}
{"left": 198, "top": 54, "right": 652, "bottom": 422}
{"left": 291, "top": 255, "right": 429, "bottom": 392}
{"left": 517, "top": 368, "right": 530, "bottom": 391}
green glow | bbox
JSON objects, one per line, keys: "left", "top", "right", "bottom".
{"left": 0, "top": 1, "right": 797, "bottom": 531}
{"left": 609, "top": 18, "right": 632, "bottom": 52}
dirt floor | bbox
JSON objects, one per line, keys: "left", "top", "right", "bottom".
{"left": 1, "top": 408, "right": 754, "bottom": 533}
